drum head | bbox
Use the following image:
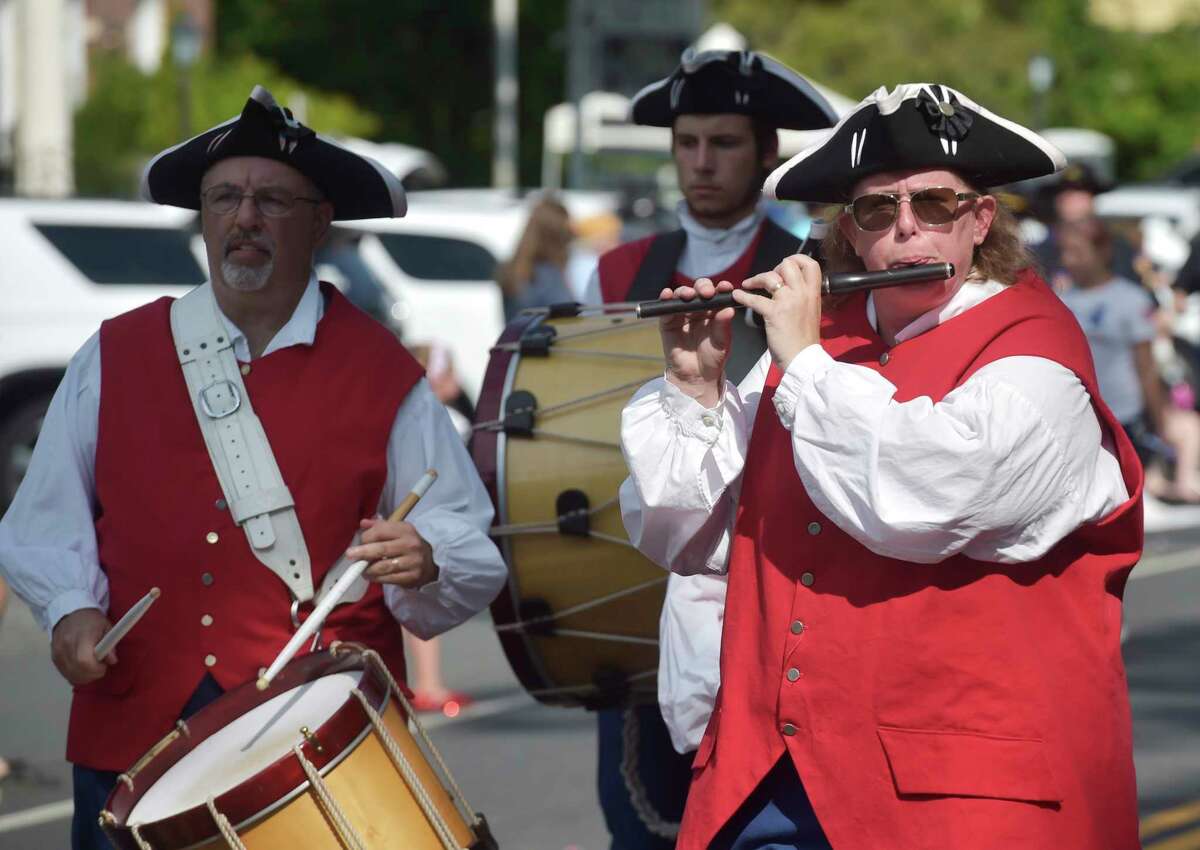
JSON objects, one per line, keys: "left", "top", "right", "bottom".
{"left": 473, "top": 309, "right": 667, "bottom": 708}
{"left": 129, "top": 670, "right": 363, "bottom": 823}
{"left": 103, "top": 649, "right": 394, "bottom": 848}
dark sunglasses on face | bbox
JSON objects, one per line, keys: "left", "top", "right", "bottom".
{"left": 844, "top": 187, "right": 981, "bottom": 231}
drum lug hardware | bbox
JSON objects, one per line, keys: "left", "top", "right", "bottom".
{"left": 582, "top": 667, "right": 633, "bottom": 710}
{"left": 517, "top": 598, "right": 557, "bottom": 636}
{"left": 502, "top": 390, "right": 538, "bottom": 437}
{"left": 300, "top": 725, "right": 325, "bottom": 754}
{"left": 546, "top": 301, "right": 582, "bottom": 319}
{"left": 127, "top": 727, "right": 182, "bottom": 780}
{"left": 469, "top": 812, "right": 500, "bottom": 850}
{"left": 518, "top": 323, "right": 556, "bottom": 355}
{"left": 556, "top": 489, "right": 590, "bottom": 537}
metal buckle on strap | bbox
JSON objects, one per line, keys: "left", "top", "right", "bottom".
{"left": 199, "top": 380, "right": 241, "bottom": 418}
{"left": 290, "top": 598, "right": 323, "bottom": 652}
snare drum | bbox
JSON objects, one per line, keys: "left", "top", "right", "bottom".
{"left": 471, "top": 306, "right": 666, "bottom": 709}
{"left": 101, "top": 643, "right": 493, "bottom": 849}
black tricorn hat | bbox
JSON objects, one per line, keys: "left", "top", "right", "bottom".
{"left": 141, "top": 85, "right": 406, "bottom": 220}
{"left": 1045, "top": 161, "right": 1113, "bottom": 196}
{"left": 630, "top": 49, "right": 839, "bottom": 131}
{"left": 765, "top": 83, "right": 1066, "bottom": 203}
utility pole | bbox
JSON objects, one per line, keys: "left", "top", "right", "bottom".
{"left": 15, "top": 0, "right": 72, "bottom": 197}
{"left": 493, "top": 0, "right": 519, "bottom": 192}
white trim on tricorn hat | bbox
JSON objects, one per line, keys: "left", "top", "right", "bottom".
{"left": 141, "top": 85, "right": 406, "bottom": 220}
{"left": 629, "top": 49, "right": 838, "bottom": 131}
{"left": 764, "top": 83, "right": 1067, "bottom": 204}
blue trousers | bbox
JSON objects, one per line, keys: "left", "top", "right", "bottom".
{"left": 597, "top": 704, "right": 694, "bottom": 850}
{"left": 711, "top": 757, "right": 833, "bottom": 850}
{"left": 72, "top": 674, "right": 225, "bottom": 850}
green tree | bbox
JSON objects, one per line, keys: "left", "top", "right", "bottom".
{"left": 712, "top": 0, "right": 1200, "bottom": 179}
{"left": 75, "top": 51, "right": 378, "bottom": 198}
{"left": 215, "top": 0, "right": 567, "bottom": 187}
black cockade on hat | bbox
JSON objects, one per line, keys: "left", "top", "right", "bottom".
{"left": 916, "top": 88, "right": 973, "bottom": 142}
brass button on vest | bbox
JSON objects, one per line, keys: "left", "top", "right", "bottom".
{"left": 807, "top": 521, "right": 821, "bottom": 535}
{"left": 790, "top": 620, "right": 805, "bottom": 635}
{"left": 786, "top": 668, "right": 801, "bottom": 682}
{"left": 781, "top": 723, "right": 797, "bottom": 736}
{"left": 879, "top": 351, "right": 890, "bottom": 366}
{"left": 800, "top": 572, "right": 815, "bottom": 587}
{"left": 205, "top": 531, "right": 219, "bottom": 544}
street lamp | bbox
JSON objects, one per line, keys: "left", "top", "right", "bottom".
{"left": 172, "top": 13, "right": 201, "bottom": 138}
{"left": 1028, "top": 53, "right": 1055, "bottom": 131}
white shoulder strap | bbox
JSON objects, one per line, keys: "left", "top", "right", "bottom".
{"left": 169, "top": 284, "right": 314, "bottom": 602}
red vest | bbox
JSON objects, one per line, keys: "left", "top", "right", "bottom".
{"left": 597, "top": 226, "right": 766, "bottom": 303}
{"left": 681, "top": 270, "right": 1144, "bottom": 850}
{"left": 72, "top": 285, "right": 424, "bottom": 771}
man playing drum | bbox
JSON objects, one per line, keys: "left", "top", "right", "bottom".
{"left": 581, "top": 49, "right": 837, "bottom": 849}
{"left": 0, "top": 86, "right": 507, "bottom": 850}
{"left": 620, "top": 83, "right": 1143, "bottom": 849}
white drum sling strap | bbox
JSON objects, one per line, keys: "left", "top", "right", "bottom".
{"left": 170, "top": 284, "right": 314, "bottom": 603}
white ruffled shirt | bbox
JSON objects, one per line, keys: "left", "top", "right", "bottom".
{"left": 620, "top": 279, "right": 1131, "bottom": 751}
{"left": 0, "top": 275, "right": 507, "bottom": 641}
{"left": 585, "top": 202, "right": 771, "bottom": 754}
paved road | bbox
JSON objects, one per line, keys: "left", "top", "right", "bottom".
{"left": 1, "top": 529, "right": 1197, "bottom": 849}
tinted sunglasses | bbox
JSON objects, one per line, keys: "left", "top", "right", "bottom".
{"left": 844, "top": 188, "right": 981, "bottom": 231}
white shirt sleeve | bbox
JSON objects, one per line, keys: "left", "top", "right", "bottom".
{"left": 771, "top": 347, "right": 1130, "bottom": 563}
{"left": 658, "top": 571, "right": 727, "bottom": 753}
{"left": 620, "top": 344, "right": 1130, "bottom": 570}
{"left": 0, "top": 334, "right": 108, "bottom": 633}
{"left": 618, "top": 352, "right": 771, "bottom": 575}
{"left": 380, "top": 379, "right": 507, "bottom": 639}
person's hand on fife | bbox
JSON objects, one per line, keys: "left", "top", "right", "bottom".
{"left": 734, "top": 253, "right": 823, "bottom": 372}
{"left": 659, "top": 277, "right": 736, "bottom": 408}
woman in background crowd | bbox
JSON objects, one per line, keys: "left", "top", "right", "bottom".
{"left": 496, "top": 197, "right": 576, "bottom": 322}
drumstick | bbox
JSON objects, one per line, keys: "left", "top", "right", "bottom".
{"left": 94, "top": 587, "right": 160, "bottom": 661}
{"left": 256, "top": 469, "right": 438, "bottom": 691}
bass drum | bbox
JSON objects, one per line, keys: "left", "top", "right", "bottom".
{"left": 472, "top": 305, "right": 667, "bottom": 709}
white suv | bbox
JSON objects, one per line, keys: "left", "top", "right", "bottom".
{"left": 0, "top": 199, "right": 207, "bottom": 507}
{"left": 0, "top": 196, "right": 515, "bottom": 511}
{"left": 352, "top": 188, "right": 620, "bottom": 401}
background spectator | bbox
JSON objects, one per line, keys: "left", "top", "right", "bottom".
{"left": 1058, "top": 219, "right": 1168, "bottom": 474}
{"left": 495, "top": 197, "right": 575, "bottom": 322}
{"left": 1031, "top": 163, "right": 1140, "bottom": 287}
